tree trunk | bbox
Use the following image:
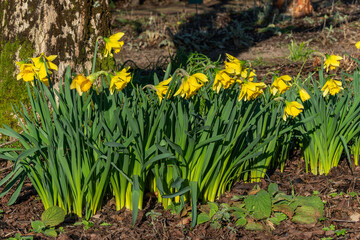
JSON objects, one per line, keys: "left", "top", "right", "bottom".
{"left": 0, "top": 0, "right": 111, "bottom": 80}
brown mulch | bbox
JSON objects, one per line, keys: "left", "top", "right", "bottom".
{"left": 1, "top": 155, "right": 360, "bottom": 239}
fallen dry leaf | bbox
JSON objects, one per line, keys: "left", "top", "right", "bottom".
{"left": 350, "top": 212, "right": 360, "bottom": 222}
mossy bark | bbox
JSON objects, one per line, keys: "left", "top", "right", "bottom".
{"left": 0, "top": 0, "right": 110, "bottom": 140}
{"left": 0, "top": 0, "right": 111, "bottom": 80}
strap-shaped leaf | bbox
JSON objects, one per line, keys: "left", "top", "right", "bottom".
{"left": 161, "top": 186, "right": 190, "bottom": 199}
{"left": 132, "top": 175, "right": 140, "bottom": 226}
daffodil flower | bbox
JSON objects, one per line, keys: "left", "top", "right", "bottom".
{"left": 356, "top": 41, "right": 360, "bottom": 49}
{"left": 31, "top": 53, "right": 58, "bottom": 85}
{"left": 109, "top": 67, "right": 131, "bottom": 94}
{"left": 103, "top": 32, "right": 125, "bottom": 57}
{"left": 16, "top": 62, "right": 38, "bottom": 82}
{"left": 270, "top": 75, "right": 292, "bottom": 95}
{"left": 70, "top": 74, "right": 94, "bottom": 96}
{"left": 240, "top": 68, "right": 256, "bottom": 82}
{"left": 154, "top": 77, "right": 172, "bottom": 103}
{"left": 321, "top": 79, "right": 343, "bottom": 97}
{"left": 238, "top": 81, "right": 267, "bottom": 101}
{"left": 213, "top": 70, "right": 235, "bottom": 93}
{"left": 283, "top": 101, "right": 304, "bottom": 121}
{"left": 299, "top": 88, "right": 310, "bottom": 102}
{"left": 174, "top": 73, "right": 208, "bottom": 99}
{"left": 324, "top": 54, "right": 343, "bottom": 72}
{"left": 224, "top": 53, "right": 245, "bottom": 76}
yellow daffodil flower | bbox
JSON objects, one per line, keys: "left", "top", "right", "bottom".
{"left": 16, "top": 62, "right": 38, "bottom": 82}
{"left": 270, "top": 75, "right": 292, "bottom": 95}
{"left": 321, "top": 79, "right": 343, "bottom": 97}
{"left": 31, "top": 53, "right": 58, "bottom": 85}
{"left": 356, "top": 41, "right": 360, "bottom": 49}
{"left": 103, "top": 32, "right": 125, "bottom": 57}
{"left": 70, "top": 74, "right": 94, "bottom": 96}
{"left": 154, "top": 77, "right": 172, "bottom": 103}
{"left": 238, "top": 81, "right": 267, "bottom": 101}
{"left": 324, "top": 54, "right": 343, "bottom": 72}
{"left": 283, "top": 101, "right": 304, "bottom": 121}
{"left": 109, "top": 67, "right": 131, "bottom": 94}
{"left": 240, "top": 68, "right": 256, "bottom": 82}
{"left": 224, "top": 53, "right": 245, "bottom": 76}
{"left": 174, "top": 73, "right": 208, "bottom": 99}
{"left": 213, "top": 70, "right": 235, "bottom": 93}
{"left": 299, "top": 88, "right": 310, "bottom": 102}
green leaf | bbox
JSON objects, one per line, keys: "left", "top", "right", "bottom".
{"left": 100, "top": 222, "right": 112, "bottom": 226}
{"left": 295, "top": 205, "right": 321, "bottom": 219}
{"left": 210, "top": 221, "right": 221, "bottom": 229}
{"left": 43, "top": 229, "right": 58, "bottom": 237}
{"left": 235, "top": 216, "right": 247, "bottom": 227}
{"left": 208, "top": 202, "right": 218, "bottom": 218}
{"left": 244, "top": 190, "right": 271, "bottom": 220}
{"left": 161, "top": 186, "right": 190, "bottom": 198}
{"left": 131, "top": 175, "right": 140, "bottom": 226}
{"left": 31, "top": 221, "right": 46, "bottom": 232}
{"left": 245, "top": 222, "right": 264, "bottom": 231}
{"left": 267, "top": 183, "right": 279, "bottom": 197}
{"left": 273, "top": 204, "right": 295, "bottom": 218}
{"left": 197, "top": 212, "right": 211, "bottom": 224}
{"left": 268, "top": 212, "right": 288, "bottom": 225}
{"left": 190, "top": 181, "right": 198, "bottom": 227}
{"left": 41, "top": 206, "right": 65, "bottom": 227}
{"left": 291, "top": 215, "right": 317, "bottom": 224}
{"left": 232, "top": 209, "right": 246, "bottom": 219}
{"left": 296, "top": 196, "right": 324, "bottom": 216}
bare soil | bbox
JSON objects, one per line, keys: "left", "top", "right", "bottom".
{"left": 1, "top": 1, "right": 360, "bottom": 239}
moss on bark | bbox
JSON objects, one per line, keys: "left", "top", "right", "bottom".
{"left": 0, "top": 40, "right": 35, "bottom": 141}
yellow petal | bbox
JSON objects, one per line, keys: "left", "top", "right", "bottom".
{"left": 109, "top": 32, "right": 125, "bottom": 41}
{"left": 356, "top": 41, "right": 360, "bottom": 49}
{"left": 299, "top": 88, "right": 310, "bottom": 102}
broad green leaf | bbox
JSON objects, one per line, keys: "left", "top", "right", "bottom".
{"left": 31, "top": 221, "right": 46, "bottom": 232}
{"left": 268, "top": 212, "right": 288, "bottom": 225}
{"left": 295, "top": 205, "right": 321, "bottom": 219}
{"left": 273, "top": 204, "right": 295, "bottom": 218}
{"left": 43, "top": 229, "right": 58, "bottom": 237}
{"left": 267, "top": 183, "right": 279, "bottom": 197}
{"left": 208, "top": 202, "right": 218, "bottom": 218}
{"left": 244, "top": 190, "right": 271, "bottom": 220}
{"left": 245, "top": 222, "right": 264, "bottom": 231}
{"left": 41, "top": 206, "right": 66, "bottom": 227}
{"left": 296, "top": 196, "right": 324, "bottom": 216}
{"left": 235, "top": 216, "right": 247, "bottom": 227}
{"left": 291, "top": 215, "right": 317, "bottom": 224}
{"left": 197, "top": 212, "right": 211, "bottom": 224}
